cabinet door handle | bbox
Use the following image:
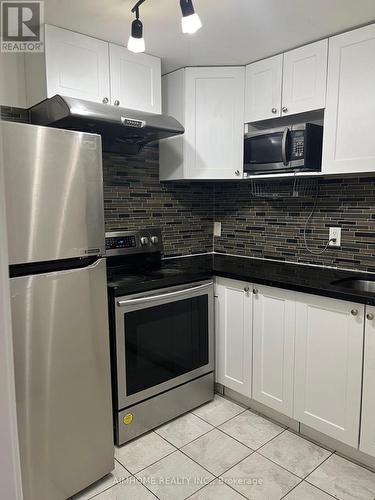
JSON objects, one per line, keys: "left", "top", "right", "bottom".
{"left": 282, "top": 106, "right": 288, "bottom": 113}
{"left": 102, "top": 97, "right": 109, "bottom": 104}
{"left": 271, "top": 107, "right": 277, "bottom": 114}
{"left": 244, "top": 286, "right": 250, "bottom": 293}
{"left": 253, "top": 288, "right": 259, "bottom": 295}
{"left": 114, "top": 100, "right": 120, "bottom": 106}
{"left": 366, "top": 313, "right": 374, "bottom": 321}
{"left": 351, "top": 309, "right": 358, "bottom": 316}
{"left": 235, "top": 170, "right": 241, "bottom": 176}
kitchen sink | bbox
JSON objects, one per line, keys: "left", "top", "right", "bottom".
{"left": 332, "top": 277, "right": 375, "bottom": 293}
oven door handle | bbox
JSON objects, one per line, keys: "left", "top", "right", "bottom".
{"left": 116, "top": 282, "right": 213, "bottom": 307}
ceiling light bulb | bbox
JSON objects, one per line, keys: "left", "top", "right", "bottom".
{"left": 127, "top": 18, "right": 145, "bottom": 53}
{"left": 180, "top": 0, "right": 202, "bottom": 34}
{"left": 181, "top": 12, "right": 202, "bottom": 34}
{"left": 127, "top": 35, "right": 145, "bottom": 53}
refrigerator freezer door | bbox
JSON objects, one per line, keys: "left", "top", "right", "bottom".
{"left": 3, "top": 122, "right": 105, "bottom": 265}
{"left": 10, "top": 258, "right": 114, "bottom": 500}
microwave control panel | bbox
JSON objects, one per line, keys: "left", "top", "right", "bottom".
{"left": 290, "top": 130, "right": 305, "bottom": 160}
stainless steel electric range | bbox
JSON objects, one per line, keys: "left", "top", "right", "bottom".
{"left": 106, "top": 229, "right": 214, "bottom": 445}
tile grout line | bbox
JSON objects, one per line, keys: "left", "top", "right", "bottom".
{"left": 191, "top": 406, "right": 249, "bottom": 428}
{"left": 279, "top": 452, "right": 336, "bottom": 500}
{"left": 218, "top": 421, "right": 286, "bottom": 452}
{"left": 304, "top": 451, "right": 335, "bottom": 484}
{"left": 126, "top": 446, "right": 178, "bottom": 477}
{"left": 154, "top": 425, "right": 215, "bottom": 451}
{"left": 132, "top": 473, "right": 160, "bottom": 499}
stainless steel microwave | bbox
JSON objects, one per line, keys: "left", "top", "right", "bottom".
{"left": 243, "top": 123, "right": 323, "bottom": 176}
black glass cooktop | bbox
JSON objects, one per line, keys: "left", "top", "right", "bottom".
{"left": 106, "top": 253, "right": 212, "bottom": 296}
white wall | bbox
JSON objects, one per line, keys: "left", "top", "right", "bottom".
{"left": 0, "top": 120, "right": 23, "bottom": 499}
{"left": 0, "top": 53, "right": 27, "bottom": 108}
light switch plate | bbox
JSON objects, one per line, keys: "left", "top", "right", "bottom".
{"left": 329, "top": 227, "right": 341, "bottom": 247}
{"left": 214, "top": 222, "right": 222, "bottom": 237}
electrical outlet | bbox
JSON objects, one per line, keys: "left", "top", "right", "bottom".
{"left": 329, "top": 227, "right": 341, "bottom": 247}
{"left": 213, "top": 222, "right": 222, "bottom": 237}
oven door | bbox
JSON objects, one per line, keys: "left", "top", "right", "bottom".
{"left": 115, "top": 280, "right": 214, "bottom": 409}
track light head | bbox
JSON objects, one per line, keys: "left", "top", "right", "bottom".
{"left": 127, "top": 5, "right": 145, "bottom": 53}
{"left": 180, "top": 0, "right": 202, "bottom": 34}
{"left": 128, "top": 0, "right": 202, "bottom": 53}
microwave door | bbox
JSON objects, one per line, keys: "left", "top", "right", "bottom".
{"left": 244, "top": 128, "right": 289, "bottom": 174}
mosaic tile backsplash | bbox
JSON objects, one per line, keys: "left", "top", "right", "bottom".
{"left": 214, "top": 177, "right": 375, "bottom": 272}
{"left": 2, "top": 105, "right": 374, "bottom": 270}
{"left": 103, "top": 147, "right": 214, "bottom": 257}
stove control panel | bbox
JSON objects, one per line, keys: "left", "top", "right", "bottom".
{"left": 105, "top": 229, "right": 163, "bottom": 256}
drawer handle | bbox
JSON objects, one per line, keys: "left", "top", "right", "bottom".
{"left": 351, "top": 309, "right": 358, "bottom": 316}
{"left": 367, "top": 313, "right": 374, "bottom": 321}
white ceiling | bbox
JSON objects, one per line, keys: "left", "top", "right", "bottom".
{"left": 44, "top": 0, "right": 375, "bottom": 74}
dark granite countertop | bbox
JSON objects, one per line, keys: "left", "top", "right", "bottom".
{"left": 162, "top": 253, "right": 375, "bottom": 306}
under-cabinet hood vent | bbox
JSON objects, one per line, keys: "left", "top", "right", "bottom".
{"left": 29, "top": 95, "right": 184, "bottom": 154}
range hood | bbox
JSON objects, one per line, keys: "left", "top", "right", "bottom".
{"left": 29, "top": 95, "right": 184, "bottom": 154}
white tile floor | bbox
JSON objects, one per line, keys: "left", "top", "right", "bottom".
{"left": 72, "top": 395, "right": 375, "bottom": 500}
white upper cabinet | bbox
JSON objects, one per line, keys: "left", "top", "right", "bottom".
{"left": 252, "top": 285, "right": 296, "bottom": 417}
{"left": 25, "top": 25, "right": 161, "bottom": 113}
{"left": 44, "top": 25, "right": 110, "bottom": 104}
{"left": 322, "top": 24, "right": 375, "bottom": 174}
{"left": 215, "top": 277, "right": 252, "bottom": 398}
{"left": 109, "top": 44, "right": 161, "bottom": 113}
{"left": 294, "top": 294, "right": 364, "bottom": 447}
{"left": 360, "top": 306, "right": 375, "bottom": 457}
{"left": 245, "top": 55, "right": 283, "bottom": 122}
{"left": 160, "top": 67, "right": 245, "bottom": 180}
{"left": 245, "top": 40, "right": 328, "bottom": 123}
{"left": 282, "top": 39, "right": 328, "bottom": 116}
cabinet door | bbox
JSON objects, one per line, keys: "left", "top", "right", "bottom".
{"left": 45, "top": 25, "right": 110, "bottom": 104}
{"left": 253, "top": 285, "right": 296, "bottom": 417}
{"left": 295, "top": 294, "right": 364, "bottom": 447}
{"left": 323, "top": 24, "right": 375, "bottom": 174}
{"left": 360, "top": 306, "right": 375, "bottom": 457}
{"left": 245, "top": 55, "right": 283, "bottom": 122}
{"left": 282, "top": 39, "right": 328, "bottom": 116}
{"left": 109, "top": 44, "right": 161, "bottom": 114}
{"left": 185, "top": 67, "right": 245, "bottom": 179}
{"left": 215, "top": 277, "right": 252, "bottom": 397}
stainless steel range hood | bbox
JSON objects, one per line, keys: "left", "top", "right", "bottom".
{"left": 29, "top": 95, "right": 184, "bottom": 154}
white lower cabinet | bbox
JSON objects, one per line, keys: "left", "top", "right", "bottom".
{"left": 360, "top": 306, "right": 375, "bottom": 457}
{"left": 215, "top": 277, "right": 369, "bottom": 451}
{"left": 252, "top": 285, "right": 296, "bottom": 417}
{"left": 215, "top": 277, "right": 252, "bottom": 398}
{"left": 294, "top": 294, "right": 364, "bottom": 447}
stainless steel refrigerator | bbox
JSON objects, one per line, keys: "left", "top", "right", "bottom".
{"left": 2, "top": 122, "right": 114, "bottom": 500}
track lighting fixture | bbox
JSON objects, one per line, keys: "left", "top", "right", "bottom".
{"left": 180, "top": 0, "right": 202, "bottom": 34}
{"left": 128, "top": 0, "right": 202, "bottom": 53}
{"left": 127, "top": 0, "right": 146, "bottom": 53}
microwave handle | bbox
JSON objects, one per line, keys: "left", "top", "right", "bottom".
{"left": 282, "top": 127, "right": 290, "bottom": 166}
